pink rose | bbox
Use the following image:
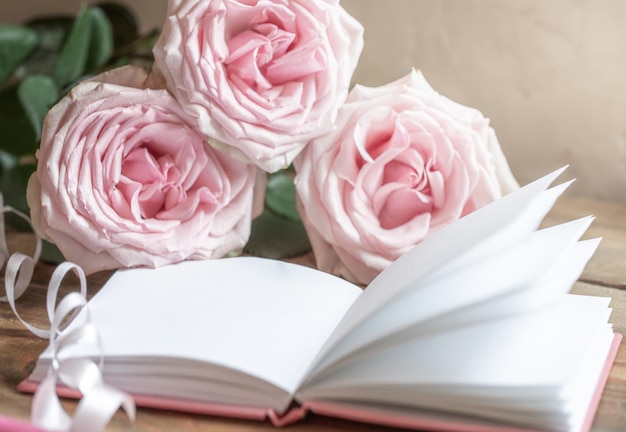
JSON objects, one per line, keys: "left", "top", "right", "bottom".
{"left": 152, "top": 0, "right": 364, "bottom": 173}
{"left": 27, "top": 66, "right": 259, "bottom": 275}
{"left": 294, "top": 70, "right": 519, "bottom": 285}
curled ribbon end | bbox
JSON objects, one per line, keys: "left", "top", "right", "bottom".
{"left": 0, "top": 191, "right": 136, "bottom": 432}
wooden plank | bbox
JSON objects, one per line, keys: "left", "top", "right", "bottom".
{"left": 545, "top": 195, "right": 626, "bottom": 289}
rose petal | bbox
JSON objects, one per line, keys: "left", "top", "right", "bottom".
{"left": 153, "top": 0, "right": 364, "bottom": 172}
{"left": 27, "top": 66, "right": 258, "bottom": 275}
{"left": 295, "top": 70, "right": 518, "bottom": 285}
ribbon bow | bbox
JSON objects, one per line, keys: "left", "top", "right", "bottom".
{"left": 0, "top": 193, "right": 135, "bottom": 431}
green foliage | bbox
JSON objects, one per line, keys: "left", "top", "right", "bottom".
{"left": 40, "top": 240, "right": 66, "bottom": 265}
{"left": 244, "top": 170, "right": 311, "bottom": 259}
{"left": 0, "top": 24, "right": 38, "bottom": 85}
{"left": 0, "top": 2, "right": 152, "bottom": 261}
{"left": 0, "top": 85, "right": 37, "bottom": 156}
{"left": 97, "top": 2, "right": 139, "bottom": 48}
{"left": 86, "top": 7, "right": 115, "bottom": 71}
{"left": 17, "top": 75, "right": 58, "bottom": 139}
{"left": 49, "top": 5, "right": 116, "bottom": 86}
{"left": 0, "top": 162, "right": 36, "bottom": 231}
{"left": 265, "top": 170, "right": 302, "bottom": 222}
{"left": 52, "top": 6, "right": 94, "bottom": 86}
{"left": 244, "top": 211, "right": 311, "bottom": 260}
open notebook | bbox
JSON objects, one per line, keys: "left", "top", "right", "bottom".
{"left": 19, "top": 168, "right": 621, "bottom": 432}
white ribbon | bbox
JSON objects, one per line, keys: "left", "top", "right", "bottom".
{"left": 0, "top": 193, "right": 135, "bottom": 431}
{"left": 0, "top": 192, "right": 41, "bottom": 304}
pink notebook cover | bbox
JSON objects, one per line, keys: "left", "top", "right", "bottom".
{"left": 0, "top": 416, "right": 46, "bottom": 432}
{"left": 16, "top": 333, "right": 623, "bottom": 432}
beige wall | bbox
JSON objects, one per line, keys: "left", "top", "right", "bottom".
{"left": 343, "top": 0, "right": 626, "bottom": 202}
{"left": 3, "top": 0, "right": 626, "bottom": 201}
{"left": 0, "top": 0, "right": 166, "bottom": 32}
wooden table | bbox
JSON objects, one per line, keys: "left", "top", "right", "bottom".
{"left": 1, "top": 194, "right": 625, "bottom": 432}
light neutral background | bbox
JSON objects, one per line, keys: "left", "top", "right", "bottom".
{"left": 3, "top": 0, "right": 625, "bottom": 201}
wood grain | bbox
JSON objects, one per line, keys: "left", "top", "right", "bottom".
{"left": 1, "top": 195, "right": 625, "bottom": 431}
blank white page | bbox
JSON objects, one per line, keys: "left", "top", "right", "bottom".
{"left": 301, "top": 294, "right": 612, "bottom": 391}
{"left": 308, "top": 218, "right": 597, "bottom": 376}
{"left": 42, "top": 257, "right": 362, "bottom": 395}
{"left": 319, "top": 168, "right": 570, "bottom": 355}
{"left": 298, "top": 294, "right": 614, "bottom": 431}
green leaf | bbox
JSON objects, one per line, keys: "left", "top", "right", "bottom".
{"left": 52, "top": 6, "right": 93, "bottom": 87}
{"left": 244, "top": 211, "right": 311, "bottom": 259}
{"left": 18, "top": 17, "right": 73, "bottom": 78}
{"left": 0, "top": 163, "right": 36, "bottom": 231}
{"left": 0, "top": 149, "right": 18, "bottom": 174}
{"left": 17, "top": 75, "right": 59, "bottom": 140}
{"left": 26, "top": 17, "right": 73, "bottom": 51}
{"left": 86, "top": 7, "right": 114, "bottom": 70}
{"left": 0, "top": 161, "right": 65, "bottom": 263}
{"left": 265, "top": 171, "right": 301, "bottom": 222}
{"left": 40, "top": 240, "right": 66, "bottom": 264}
{"left": 0, "top": 24, "right": 39, "bottom": 86}
{"left": 95, "top": 2, "right": 139, "bottom": 50}
{"left": 0, "top": 86, "right": 37, "bottom": 156}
